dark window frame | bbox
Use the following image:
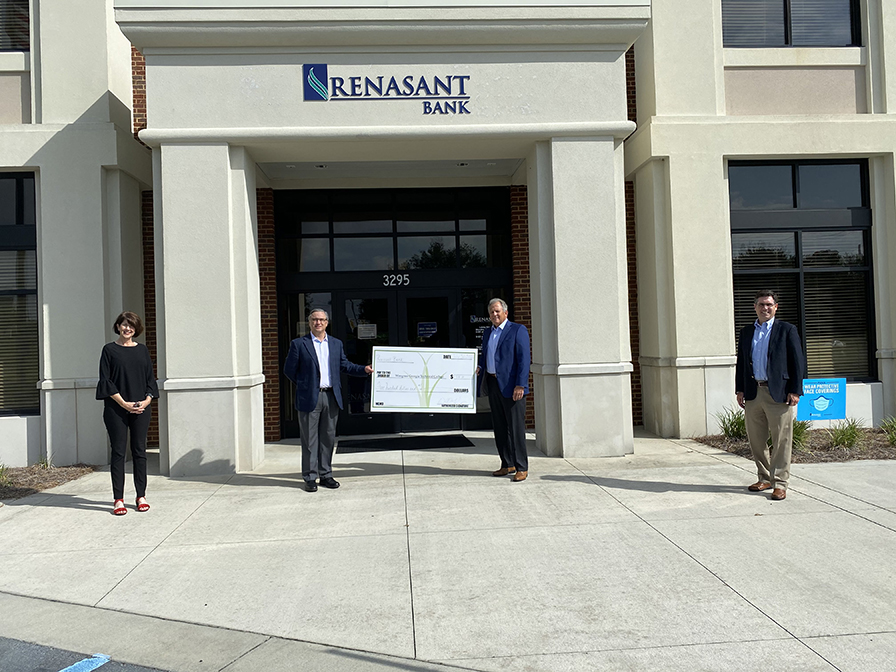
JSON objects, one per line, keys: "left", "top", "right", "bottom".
{"left": 729, "top": 159, "right": 877, "bottom": 382}
{"left": 722, "top": 0, "right": 862, "bottom": 48}
{"left": 0, "top": 0, "right": 30, "bottom": 52}
{"left": 274, "top": 187, "right": 512, "bottom": 274}
{"left": 0, "top": 171, "right": 39, "bottom": 416}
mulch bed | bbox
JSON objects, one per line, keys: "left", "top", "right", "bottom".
{"left": 694, "top": 429, "right": 896, "bottom": 463}
{"left": 0, "top": 464, "right": 97, "bottom": 502}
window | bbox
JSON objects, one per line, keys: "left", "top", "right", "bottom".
{"left": 0, "top": 0, "right": 29, "bottom": 51}
{"left": 0, "top": 173, "right": 39, "bottom": 414}
{"left": 722, "top": 0, "right": 860, "bottom": 48}
{"left": 729, "top": 161, "right": 875, "bottom": 380}
{"left": 276, "top": 187, "right": 511, "bottom": 274}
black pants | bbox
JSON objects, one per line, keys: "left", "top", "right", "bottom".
{"left": 486, "top": 374, "right": 528, "bottom": 471}
{"left": 103, "top": 403, "right": 151, "bottom": 500}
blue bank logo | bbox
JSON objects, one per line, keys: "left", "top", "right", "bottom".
{"left": 303, "top": 64, "right": 329, "bottom": 101}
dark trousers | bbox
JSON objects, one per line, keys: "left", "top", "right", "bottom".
{"left": 103, "top": 403, "right": 151, "bottom": 500}
{"left": 298, "top": 388, "right": 339, "bottom": 483}
{"left": 486, "top": 374, "right": 528, "bottom": 471}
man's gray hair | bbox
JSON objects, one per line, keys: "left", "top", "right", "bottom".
{"left": 308, "top": 308, "right": 330, "bottom": 321}
{"left": 488, "top": 298, "right": 508, "bottom": 312}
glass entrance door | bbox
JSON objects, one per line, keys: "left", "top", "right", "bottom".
{"left": 396, "top": 290, "right": 460, "bottom": 432}
{"left": 335, "top": 291, "right": 398, "bottom": 435}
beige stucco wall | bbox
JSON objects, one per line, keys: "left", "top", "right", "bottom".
{"left": 725, "top": 67, "right": 867, "bottom": 116}
{"left": 0, "top": 0, "right": 152, "bottom": 467}
{"left": 627, "top": 0, "right": 896, "bottom": 436}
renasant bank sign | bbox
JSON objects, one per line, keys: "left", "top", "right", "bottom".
{"left": 303, "top": 64, "right": 472, "bottom": 116}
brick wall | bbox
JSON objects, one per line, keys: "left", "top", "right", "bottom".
{"left": 141, "top": 190, "right": 159, "bottom": 446}
{"left": 510, "top": 185, "right": 535, "bottom": 429}
{"left": 624, "top": 44, "right": 642, "bottom": 424}
{"left": 625, "top": 181, "right": 642, "bottom": 425}
{"left": 257, "top": 188, "right": 281, "bottom": 442}
{"left": 626, "top": 46, "right": 637, "bottom": 124}
{"left": 131, "top": 46, "right": 147, "bottom": 141}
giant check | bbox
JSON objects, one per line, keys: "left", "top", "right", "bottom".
{"left": 370, "top": 346, "right": 478, "bottom": 413}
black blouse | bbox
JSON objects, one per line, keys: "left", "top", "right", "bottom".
{"left": 96, "top": 342, "right": 159, "bottom": 406}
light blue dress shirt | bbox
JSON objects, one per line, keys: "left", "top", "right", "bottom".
{"left": 312, "top": 333, "right": 331, "bottom": 388}
{"left": 486, "top": 320, "right": 507, "bottom": 374}
{"left": 751, "top": 317, "right": 774, "bottom": 381}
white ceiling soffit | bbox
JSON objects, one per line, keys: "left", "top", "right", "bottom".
{"left": 258, "top": 158, "right": 523, "bottom": 181}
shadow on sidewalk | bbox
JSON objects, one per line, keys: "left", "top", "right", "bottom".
{"left": 542, "top": 473, "right": 746, "bottom": 494}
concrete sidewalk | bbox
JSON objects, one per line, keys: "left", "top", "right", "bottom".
{"left": 1, "top": 431, "right": 895, "bottom": 671}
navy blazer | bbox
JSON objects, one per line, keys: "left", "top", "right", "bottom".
{"left": 735, "top": 319, "right": 806, "bottom": 404}
{"left": 477, "top": 321, "right": 531, "bottom": 398}
{"left": 284, "top": 333, "right": 368, "bottom": 413}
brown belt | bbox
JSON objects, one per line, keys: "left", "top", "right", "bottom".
{"left": 756, "top": 381, "right": 768, "bottom": 387}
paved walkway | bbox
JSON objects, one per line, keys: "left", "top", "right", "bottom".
{"left": 1, "top": 430, "right": 895, "bottom": 671}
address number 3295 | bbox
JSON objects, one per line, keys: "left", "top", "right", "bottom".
{"left": 383, "top": 274, "right": 411, "bottom": 286}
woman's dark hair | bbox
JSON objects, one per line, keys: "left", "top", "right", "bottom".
{"left": 113, "top": 311, "right": 144, "bottom": 337}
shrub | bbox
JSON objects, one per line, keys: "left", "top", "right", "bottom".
{"left": 881, "top": 416, "right": 896, "bottom": 446}
{"left": 792, "top": 420, "right": 811, "bottom": 450}
{"left": 716, "top": 407, "right": 747, "bottom": 440}
{"left": 0, "top": 464, "right": 8, "bottom": 487}
{"left": 827, "top": 418, "right": 864, "bottom": 449}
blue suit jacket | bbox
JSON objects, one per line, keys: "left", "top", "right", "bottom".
{"left": 735, "top": 320, "right": 805, "bottom": 404}
{"left": 284, "top": 333, "right": 368, "bottom": 413}
{"left": 477, "top": 321, "right": 531, "bottom": 398}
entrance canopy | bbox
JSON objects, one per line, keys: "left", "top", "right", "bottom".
{"left": 114, "top": 0, "right": 649, "bottom": 475}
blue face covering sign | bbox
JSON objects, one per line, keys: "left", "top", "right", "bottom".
{"left": 797, "top": 378, "right": 847, "bottom": 421}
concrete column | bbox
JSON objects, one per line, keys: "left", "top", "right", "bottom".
{"left": 155, "top": 143, "right": 264, "bottom": 477}
{"left": 635, "top": 155, "right": 736, "bottom": 438}
{"left": 37, "top": 159, "right": 115, "bottom": 467}
{"left": 527, "top": 137, "right": 634, "bottom": 458}
{"left": 870, "top": 155, "right": 896, "bottom": 418}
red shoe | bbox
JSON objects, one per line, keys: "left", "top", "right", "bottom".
{"left": 113, "top": 500, "right": 127, "bottom": 516}
{"left": 136, "top": 497, "right": 150, "bottom": 512}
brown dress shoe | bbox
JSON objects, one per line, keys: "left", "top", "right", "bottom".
{"left": 771, "top": 488, "right": 786, "bottom": 500}
{"left": 492, "top": 467, "right": 516, "bottom": 477}
{"left": 748, "top": 481, "right": 772, "bottom": 492}
{"left": 511, "top": 470, "right": 528, "bottom": 482}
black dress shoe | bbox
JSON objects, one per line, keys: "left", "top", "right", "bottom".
{"left": 319, "top": 477, "right": 340, "bottom": 489}
{"left": 304, "top": 481, "right": 318, "bottom": 492}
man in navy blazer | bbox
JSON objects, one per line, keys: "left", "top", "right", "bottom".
{"left": 477, "top": 298, "right": 531, "bottom": 481}
{"left": 284, "top": 309, "right": 372, "bottom": 492}
{"left": 735, "top": 290, "right": 805, "bottom": 501}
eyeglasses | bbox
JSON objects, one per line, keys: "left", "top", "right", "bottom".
{"left": 755, "top": 302, "right": 776, "bottom": 308}
{"left": 310, "top": 318, "right": 328, "bottom": 323}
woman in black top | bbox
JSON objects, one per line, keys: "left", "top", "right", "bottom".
{"left": 96, "top": 311, "right": 159, "bottom": 516}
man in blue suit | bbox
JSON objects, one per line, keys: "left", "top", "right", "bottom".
{"left": 735, "top": 290, "right": 805, "bottom": 501}
{"left": 284, "top": 309, "right": 372, "bottom": 492}
{"left": 477, "top": 298, "right": 531, "bottom": 481}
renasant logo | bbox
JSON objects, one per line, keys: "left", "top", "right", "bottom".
{"left": 303, "top": 64, "right": 330, "bottom": 101}
{"left": 302, "top": 63, "right": 472, "bottom": 115}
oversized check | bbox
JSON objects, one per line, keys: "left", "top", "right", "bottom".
{"left": 371, "top": 346, "right": 478, "bottom": 413}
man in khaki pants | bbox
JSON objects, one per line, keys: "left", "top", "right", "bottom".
{"left": 735, "top": 290, "right": 806, "bottom": 501}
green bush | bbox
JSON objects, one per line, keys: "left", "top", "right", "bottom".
{"left": 827, "top": 418, "right": 864, "bottom": 449}
{"left": 792, "top": 420, "right": 811, "bottom": 450}
{"left": 716, "top": 407, "right": 747, "bottom": 440}
{"left": 0, "top": 464, "right": 8, "bottom": 487}
{"left": 881, "top": 416, "right": 896, "bottom": 446}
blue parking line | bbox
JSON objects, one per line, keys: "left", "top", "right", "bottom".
{"left": 59, "top": 654, "right": 111, "bottom": 672}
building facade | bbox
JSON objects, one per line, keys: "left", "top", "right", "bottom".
{"left": 1, "top": 0, "right": 894, "bottom": 475}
